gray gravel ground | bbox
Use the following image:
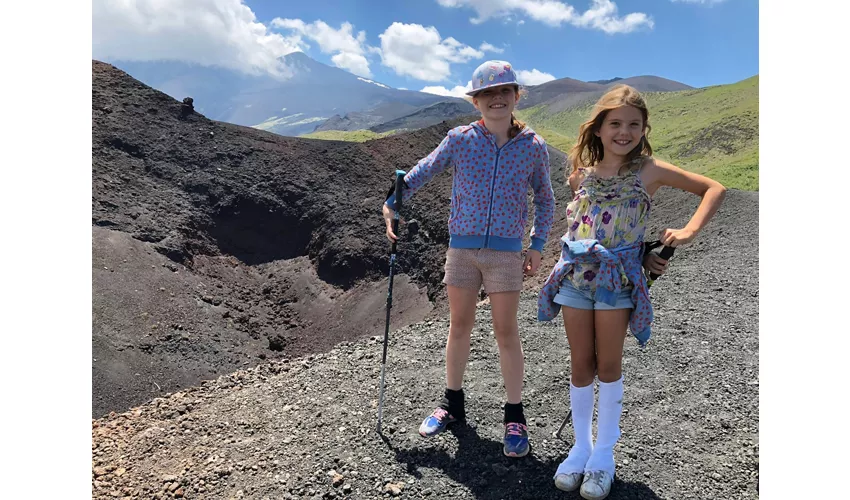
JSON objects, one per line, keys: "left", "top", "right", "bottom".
{"left": 92, "top": 189, "right": 758, "bottom": 499}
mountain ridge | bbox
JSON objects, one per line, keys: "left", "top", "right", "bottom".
{"left": 109, "top": 53, "right": 694, "bottom": 137}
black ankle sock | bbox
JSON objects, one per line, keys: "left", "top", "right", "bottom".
{"left": 504, "top": 402, "right": 526, "bottom": 425}
{"left": 439, "top": 388, "right": 466, "bottom": 421}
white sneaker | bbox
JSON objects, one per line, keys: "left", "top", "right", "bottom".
{"left": 554, "top": 472, "right": 583, "bottom": 492}
{"left": 580, "top": 470, "right": 614, "bottom": 500}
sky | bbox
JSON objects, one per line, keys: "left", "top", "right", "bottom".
{"left": 92, "top": 0, "right": 757, "bottom": 96}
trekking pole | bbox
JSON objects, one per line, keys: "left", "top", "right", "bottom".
{"left": 646, "top": 245, "right": 676, "bottom": 287}
{"left": 555, "top": 242, "right": 676, "bottom": 441}
{"left": 377, "top": 170, "right": 405, "bottom": 434}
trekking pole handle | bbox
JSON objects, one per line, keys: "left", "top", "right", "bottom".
{"left": 391, "top": 170, "right": 405, "bottom": 254}
{"left": 648, "top": 245, "right": 676, "bottom": 281}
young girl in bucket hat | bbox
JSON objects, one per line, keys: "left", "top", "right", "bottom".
{"left": 537, "top": 84, "right": 727, "bottom": 499}
{"left": 382, "top": 60, "right": 555, "bottom": 457}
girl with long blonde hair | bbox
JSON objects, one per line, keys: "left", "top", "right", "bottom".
{"left": 537, "top": 84, "right": 727, "bottom": 499}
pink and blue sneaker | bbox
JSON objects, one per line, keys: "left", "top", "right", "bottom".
{"left": 418, "top": 407, "right": 458, "bottom": 437}
{"left": 503, "top": 422, "right": 530, "bottom": 457}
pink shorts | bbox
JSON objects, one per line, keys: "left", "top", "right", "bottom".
{"left": 442, "top": 248, "right": 524, "bottom": 294}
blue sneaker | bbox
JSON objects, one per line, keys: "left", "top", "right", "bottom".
{"left": 418, "top": 407, "right": 457, "bottom": 437}
{"left": 503, "top": 422, "right": 530, "bottom": 457}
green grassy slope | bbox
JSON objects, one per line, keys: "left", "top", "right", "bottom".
{"left": 300, "top": 129, "right": 396, "bottom": 142}
{"left": 517, "top": 76, "right": 759, "bottom": 191}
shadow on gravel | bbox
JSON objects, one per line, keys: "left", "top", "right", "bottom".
{"left": 381, "top": 423, "right": 662, "bottom": 500}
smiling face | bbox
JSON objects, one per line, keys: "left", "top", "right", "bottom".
{"left": 472, "top": 85, "right": 519, "bottom": 120}
{"left": 595, "top": 105, "right": 646, "bottom": 158}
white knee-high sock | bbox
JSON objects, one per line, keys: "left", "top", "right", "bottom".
{"left": 555, "top": 381, "right": 595, "bottom": 476}
{"left": 585, "top": 375, "right": 624, "bottom": 476}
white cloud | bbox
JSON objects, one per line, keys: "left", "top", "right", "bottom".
{"left": 516, "top": 69, "right": 556, "bottom": 85}
{"left": 332, "top": 52, "right": 372, "bottom": 77}
{"left": 272, "top": 19, "right": 375, "bottom": 77}
{"left": 92, "top": 0, "right": 303, "bottom": 78}
{"left": 479, "top": 42, "right": 505, "bottom": 53}
{"left": 421, "top": 81, "right": 473, "bottom": 98}
{"left": 378, "top": 23, "right": 484, "bottom": 81}
{"left": 436, "top": 0, "right": 653, "bottom": 34}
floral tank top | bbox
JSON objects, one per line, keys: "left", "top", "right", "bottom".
{"left": 564, "top": 158, "right": 651, "bottom": 292}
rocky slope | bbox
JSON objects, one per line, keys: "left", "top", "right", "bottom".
{"left": 93, "top": 59, "right": 564, "bottom": 417}
{"left": 93, "top": 185, "right": 759, "bottom": 499}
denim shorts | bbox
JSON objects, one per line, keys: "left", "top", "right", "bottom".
{"left": 553, "top": 279, "right": 635, "bottom": 310}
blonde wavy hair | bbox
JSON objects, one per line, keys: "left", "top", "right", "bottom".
{"left": 568, "top": 84, "right": 652, "bottom": 176}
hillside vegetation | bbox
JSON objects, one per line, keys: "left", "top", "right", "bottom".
{"left": 301, "top": 129, "right": 397, "bottom": 142}
{"left": 517, "top": 76, "right": 759, "bottom": 191}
